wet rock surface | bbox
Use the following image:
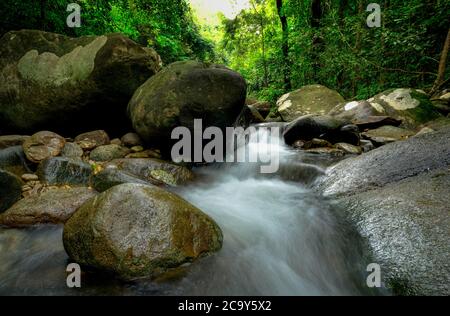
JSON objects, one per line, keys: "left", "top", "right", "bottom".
{"left": 316, "top": 127, "right": 450, "bottom": 295}
{"left": 0, "top": 187, "right": 97, "bottom": 227}
{"left": 63, "top": 183, "right": 223, "bottom": 280}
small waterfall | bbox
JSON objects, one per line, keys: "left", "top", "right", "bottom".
{"left": 0, "top": 124, "right": 375, "bottom": 295}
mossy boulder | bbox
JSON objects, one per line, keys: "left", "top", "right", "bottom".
{"left": 0, "top": 30, "right": 162, "bottom": 134}
{"left": 368, "top": 88, "right": 442, "bottom": 129}
{"left": 89, "top": 144, "right": 131, "bottom": 162}
{"left": 63, "top": 183, "right": 223, "bottom": 280}
{"left": 276, "top": 85, "right": 345, "bottom": 122}
{"left": 127, "top": 60, "right": 247, "bottom": 155}
{"left": 91, "top": 167, "right": 154, "bottom": 192}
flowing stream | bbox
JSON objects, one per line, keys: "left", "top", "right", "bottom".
{"left": 0, "top": 126, "right": 377, "bottom": 295}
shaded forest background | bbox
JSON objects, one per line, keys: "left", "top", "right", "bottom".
{"left": 1, "top": 0, "right": 449, "bottom": 102}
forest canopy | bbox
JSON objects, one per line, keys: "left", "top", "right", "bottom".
{"left": 1, "top": 0, "right": 449, "bottom": 102}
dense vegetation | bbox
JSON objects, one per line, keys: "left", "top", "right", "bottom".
{"left": 1, "top": 0, "right": 449, "bottom": 102}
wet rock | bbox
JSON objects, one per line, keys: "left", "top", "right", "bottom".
{"left": 368, "top": 88, "right": 442, "bottom": 129}
{"left": 362, "top": 126, "right": 415, "bottom": 146}
{"left": 0, "top": 135, "right": 30, "bottom": 149}
{"left": 74, "top": 130, "right": 110, "bottom": 150}
{"left": 89, "top": 144, "right": 131, "bottom": 162}
{"left": 0, "top": 30, "right": 162, "bottom": 134}
{"left": 316, "top": 128, "right": 450, "bottom": 295}
{"left": 0, "top": 146, "right": 32, "bottom": 176}
{"left": 37, "top": 157, "right": 92, "bottom": 186}
{"left": 21, "top": 174, "right": 39, "bottom": 182}
{"left": 302, "top": 138, "right": 333, "bottom": 150}
{"left": 110, "top": 138, "right": 122, "bottom": 146}
{"left": 360, "top": 140, "right": 375, "bottom": 153}
{"left": 277, "top": 85, "right": 345, "bottom": 122}
{"left": 61, "top": 142, "right": 83, "bottom": 159}
{"left": 0, "top": 187, "right": 97, "bottom": 227}
{"left": 0, "top": 170, "right": 23, "bottom": 214}
{"left": 105, "top": 158, "right": 194, "bottom": 186}
{"left": 121, "top": 133, "right": 142, "bottom": 147}
{"left": 316, "top": 127, "right": 450, "bottom": 197}
{"left": 337, "top": 169, "right": 450, "bottom": 296}
{"left": 305, "top": 148, "right": 345, "bottom": 157}
{"left": 330, "top": 100, "right": 402, "bottom": 130}
{"left": 335, "top": 143, "right": 362, "bottom": 155}
{"left": 250, "top": 101, "right": 271, "bottom": 117}
{"left": 283, "top": 115, "right": 359, "bottom": 146}
{"left": 128, "top": 60, "right": 247, "bottom": 155}
{"left": 131, "top": 146, "right": 144, "bottom": 153}
{"left": 125, "top": 150, "right": 162, "bottom": 159}
{"left": 22, "top": 131, "right": 66, "bottom": 163}
{"left": 91, "top": 167, "right": 156, "bottom": 192}
{"left": 63, "top": 183, "right": 223, "bottom": 280}
{"left": 234, "top": 105, "right": 265, "bottom": 128}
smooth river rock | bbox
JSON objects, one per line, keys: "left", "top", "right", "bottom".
{"left": 63, "top": 183, "right": 223, "bottom": 280}
{"left": 0, "top": 187, "right": 97, "bottom": 227}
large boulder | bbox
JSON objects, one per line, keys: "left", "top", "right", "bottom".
{"left": 104, "top": 158, "right": 194, "bottom": 186}
{"left": 0, "top": 30, "right": 162, "bottom": 135}
{"left": 0, "top": 170, "right": 23, "bottom": 214}
{"left": 0, "top": 187, "right": 97, "bottom": 227}
{"left": 63, "top": 183, "right": 223, "bottom": 280}
{"left": 368, "top": 88, "right": 442, "bottom": 129}
{"left": 128, "top": 60, "right": 247, "bottom": 154}
{"left": 276, "top": 85, "right": 345, "bottom": 122}
{"left": 316, "top": 128, "right": 450, "bottom": 295}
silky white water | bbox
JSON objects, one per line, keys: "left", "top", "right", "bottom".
{"left": 0, "top": 126, "right": 372, "bottom": 295}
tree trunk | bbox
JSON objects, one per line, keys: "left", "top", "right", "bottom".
{"left": 40, "top": 0, "right": 47, "bottom": 31}
{"left": 251, "top": 1, "right": 269, "bottom": 88}
{"left": 311, "top": 0, "right": 324, "bottom": 83}
{"left": 430, "top": 28, "right": 450, "bottom": 96}
{"left": 276, "top": 0, "right": 291, "bottom": 90}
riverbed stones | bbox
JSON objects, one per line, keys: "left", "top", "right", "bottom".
{"left": 121, "top": 133, "right": 142, "bottom": 147}
{"left": 0, "top": 135, "right": 30, "bottom": 149}
{"left": 63, "top": 183, "right": 223, "bottom": 280}
{"left": 0, "top": 187, "right": 97, "bottom": 227}
{"left": 0, "top": 30, "right": 162, "bottom": 134}
{"left": 0, "top": 146, "right": 32, "bottom": 176}
{"left": 0, "top": 170, "right": 23, "bottom": 214}
{"left": 74, "top": 130, "right": 110, "bottom": 150}
{"left": 89, "top": 144, "right": 131, "bottom": 162}
{"left": 128, "top": 60, "right": 247, "bottom": 154}
{"left": 277, "top": 85, "right": 345, "bottom": 122}
{"left": 22, "top": 131, "right": 66, "bottom": 163}
{"left": 37, "top": 157, "right": 92, "bottom": 186}
{"left": 105, "top": 158, "right": 194, "bottom": 186}
{"left": 61, "top": 143, "right": 84, "bottom": 159}
{"left": 361, "top": 125, "right": 415, "bottom": 146}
